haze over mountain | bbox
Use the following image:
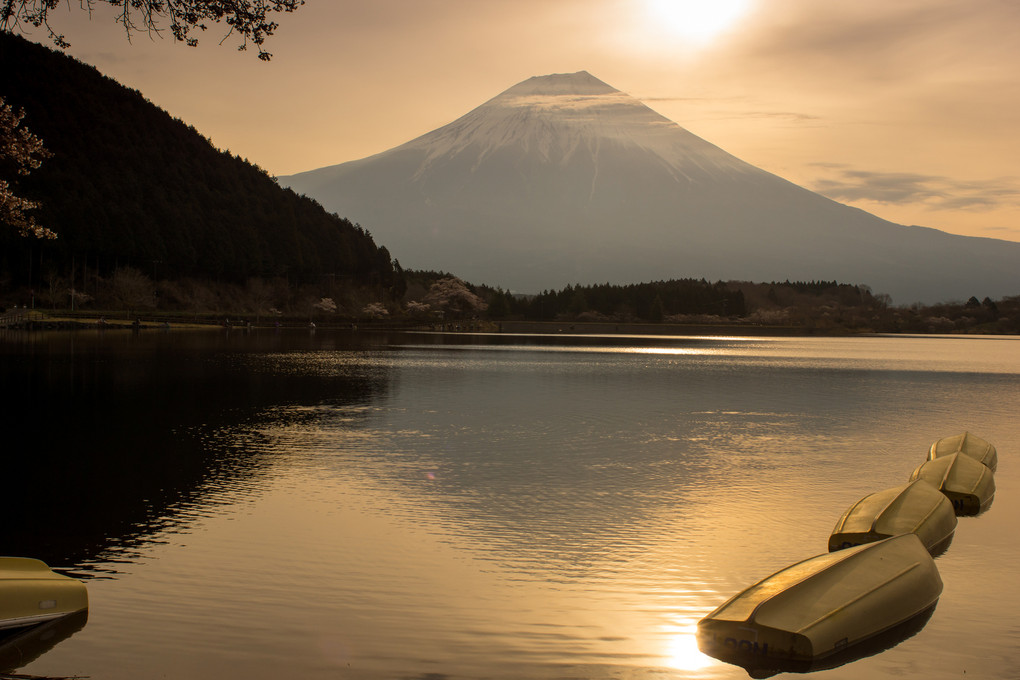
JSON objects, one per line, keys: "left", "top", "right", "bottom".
{"left": 281, "top": 71, "right": 1019, "bottom": 304}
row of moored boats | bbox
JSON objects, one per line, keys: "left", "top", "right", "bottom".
{"left": 697, "top": 431, "right": 997, "bottom": 675}
{"left": 0, "top": 432, "right": 1001, "bottom": 674}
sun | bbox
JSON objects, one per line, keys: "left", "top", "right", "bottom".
{"left": 642, "top": 0, "right": 754, "bottom": 46}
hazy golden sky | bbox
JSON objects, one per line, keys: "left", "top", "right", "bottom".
{"left": 29, "top": 0, "right": 1020, "bottom": 242}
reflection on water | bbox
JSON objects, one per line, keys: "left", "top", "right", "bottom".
{"left": 0, "top": 610, "right": 88, "bottom": 672}
{"left": 0, "top": 330, "right": 392, "bottom": 567}
{"left": 1, "top": 330, "right": 1017, "bottom": 679}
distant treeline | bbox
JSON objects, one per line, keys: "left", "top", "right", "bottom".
{"left": 0, "top": 33, "right": 399, "bottom": 293}
{"left": 492, "top": 279, "right": 746, "bottom": 320}
{"left": 400, "top": 272, "right": 876, "bottom": 323}
{"left": 404, "top": 271, "right": 1018, "bottom": 335}
{"left": 4, "top": 260, "right": 1016, "bottom": 336}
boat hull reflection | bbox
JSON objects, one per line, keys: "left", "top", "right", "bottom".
{"left": 0, "top": 609, "right": 88, "bottom": 672}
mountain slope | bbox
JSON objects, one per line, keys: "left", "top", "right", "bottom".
{"left": 0, "top": 33, "right": 395, "bottom": 288}
{"left": 281, "top": 71, "right": 1020, "bottom": 304}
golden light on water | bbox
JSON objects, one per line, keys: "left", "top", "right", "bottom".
{"left": 632, "top": 346, "right": 725, "bottom": 356}
{"left": 663, "top": 624, "right": 713, "bottom": 672}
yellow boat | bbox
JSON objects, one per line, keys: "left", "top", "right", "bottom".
{"left": 697, "top": 534, "right": 942, "bottom": 670}
{"left": 0, "top": 558, "right": 88, "bottom": 632}
{"left": 909, "top": 452, "right": 996, "bottom": 516}
{"left": 928, "top": 431, "right": 997, "bottom": 473}
{"left": 828, "top": 479, "right": 957, "bottom": 556}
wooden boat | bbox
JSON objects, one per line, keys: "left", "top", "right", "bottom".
{"left": 697, "top": 534, "right": 943, "bottom": 669}
{"left": 828, "top": 480, "right": 957, "bottom": 556}
{"left": 928, "top": 431, "right": 997, "bottom": 473}
{"left": 0, "top": 558, "right": 88, "bottom": 632}
{"left": 909, "top": 452, "right": 995, "bottom": 516}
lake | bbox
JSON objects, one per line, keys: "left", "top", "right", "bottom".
{"left": 2, "top": 329, "right": 1017, "bottom": 679}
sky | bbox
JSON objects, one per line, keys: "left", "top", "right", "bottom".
{"left": 17, "top": 0, "right": 1020, "bottom": 242}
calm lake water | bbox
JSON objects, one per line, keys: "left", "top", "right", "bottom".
{"left": 2, "top": 329, "right": 1018, "bottom": 679}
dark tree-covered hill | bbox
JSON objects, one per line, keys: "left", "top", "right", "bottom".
{"left": 0, "top": 33, "right": 397, "bottom": 289}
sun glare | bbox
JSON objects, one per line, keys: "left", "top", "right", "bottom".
{"left": 642, "top": 0, "right": 753, "bottom": 46}
{"left": 664, "top": 626, "right": 713, "bottom": 672}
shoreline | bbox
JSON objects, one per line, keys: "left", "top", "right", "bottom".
{"left": 1, "top": 311, "right": 1016, "bottom": 337}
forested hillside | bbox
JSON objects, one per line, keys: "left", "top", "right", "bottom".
{"left": 0, "top": 33, "right": 398, "bottom": 291}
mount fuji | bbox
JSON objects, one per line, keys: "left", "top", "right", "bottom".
{"left": 280, "top": 71, "right": 1020, "bottom": 303}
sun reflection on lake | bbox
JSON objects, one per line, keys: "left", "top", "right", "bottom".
{"left": 631, "top": 346, "right": 724, "bottom": 356}
{"left": 663, "top": 624, "right": 714, "bottom": 673}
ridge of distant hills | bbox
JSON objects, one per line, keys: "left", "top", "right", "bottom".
{"left": 0, "top": 33, "right": 397, "bottom": 291}
{"left": 282, "top": 71, "right": 1020, "bottom": 305}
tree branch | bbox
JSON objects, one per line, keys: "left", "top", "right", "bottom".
{"left": 0, "top": 0, "right": 304, "bottom": 60}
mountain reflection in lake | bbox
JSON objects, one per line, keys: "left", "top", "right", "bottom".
{"left": 2, "top": 330, "right": 1017, "bottom": 679}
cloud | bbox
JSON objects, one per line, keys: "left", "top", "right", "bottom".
{"left": 737, "top": 110, "right": 820, "bottom": 122}
{"left": 983, "top": 225, "right": 1020, "bottom": 240}
{"left": 639, "top": 96, "right": 736, "bottom": 103}
{"left": 706, "top": 0, "right": 1020, "bottom": 104}
{"left": 641, "top": 97, "right": 820, "bottom": 122}
{"left": 809, "top": 164, "right": 1020, "bottom": 211}
{"left": 507, "top": 93, "right": 634, "bottom": 111}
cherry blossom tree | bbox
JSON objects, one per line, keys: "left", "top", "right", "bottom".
{"left": 0, "top": 96, "right": 55, "bottom": 238}
{"left": 362, "top": 302, "right": 388, "bottom": 319}
{"left": 423, "top": 277, "right": 487, "bottom": 318}
{"left": 405, "top": 301, "right": 431, "bottom": 318}
{"left": 312, "top": 297, "right": 336, "bottom": 314}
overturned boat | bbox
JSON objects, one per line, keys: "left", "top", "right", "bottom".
{"left": 697, "top": 534, "right": 942, "bottom": 670}
{"left": 928, "top": 431, "right": 997, "bottom": 473}
{"left": 0, "top": 558, "right": 88, "bottom": 632}
{"left": 910, "top": 452, "right": 995, "bottom": 516}
{"left": 829, "top": 479, "right": 957, "bottom": 556}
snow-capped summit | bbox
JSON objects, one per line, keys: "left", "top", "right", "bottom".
{"left": 502, "top": 70, "right": 617, "bottom": 96}
{"left": 281, "top": 72, "right": 1020, "bottom": 303}
{"left": 398, "top": 70, "right": 756, "bottom": 185}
